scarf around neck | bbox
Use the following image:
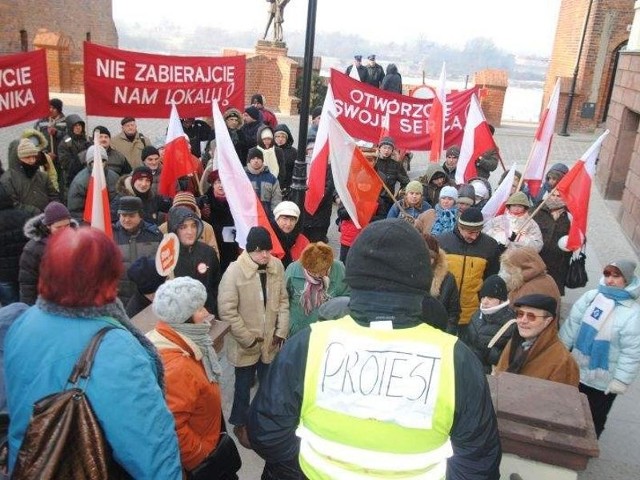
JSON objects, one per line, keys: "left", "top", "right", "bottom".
{"left": 36, "top": 297, "right": 165, "bottom": 391}
{"left": 169, "top": 320, "right": 222, "bottom": 383}
{"left": 300, "top": 268, "right": 330, "bottom": 315}
{"left": 431, "top": 205, "right": 458, "bottom": 236}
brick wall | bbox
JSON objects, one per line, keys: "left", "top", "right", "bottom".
{"left": 543, "top": 0, "right": 634, "bottom": 133}
{"left": 474, "top": 69, "right": 508, "bottom": 127}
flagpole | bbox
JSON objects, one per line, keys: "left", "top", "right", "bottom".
{"left": 513, "top": 187, "right": 556, "bottom": 234}
{"left": 376, "top": 174, "right": 410, "bottom": 218}
{"left": 516, "top": 149, "right": 535, "bottom": 192}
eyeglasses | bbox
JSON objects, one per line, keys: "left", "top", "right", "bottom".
{"left": 515, "top": 310, "right": 549, "bottom": 321}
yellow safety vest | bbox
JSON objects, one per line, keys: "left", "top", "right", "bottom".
{"left": 298, "top": 316, "right": 457, "bottom": 479}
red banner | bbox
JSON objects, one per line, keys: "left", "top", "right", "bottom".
{"left": 84, "top": 42, "right": 245, "bottom": 118}
{"left": 0, "top": 50, "right": 49, "bottom": 128}
{"left": 330, "top": 69, "right": 479, "bottom": 151}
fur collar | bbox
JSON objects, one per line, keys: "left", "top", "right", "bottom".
{"left": 430, "top": 248, "right": 449, "bottom": 296}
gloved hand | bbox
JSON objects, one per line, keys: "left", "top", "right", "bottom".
{"left": 509, "top": 231, "right": 518, "bottom": 242}
{"left": 605, "top": 379, "right": 627, "bottom": 395}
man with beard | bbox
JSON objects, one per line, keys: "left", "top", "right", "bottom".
{"left": 270, "top": 201, "right": 309, "bottom": 269}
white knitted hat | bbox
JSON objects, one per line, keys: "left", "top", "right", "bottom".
{"left": 152, "top": 277, "right": 207, "bottom": 324}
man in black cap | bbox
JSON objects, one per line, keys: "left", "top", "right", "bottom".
{"left": 249, "top": 218, "right": 501, "bottom": 479}
{"left": 33, "top": 98, "right": 67, "bottom": 162}
{"left": 218, "top": 225, "right": 289, "bottom": 449}
{"left": 241, "top": 106, "right": 265, "bottom": 156}
{"left": 436, "top": 207, "right": 501, "bottom": 334}
{"left": 112, "top": 196, "right": 162, "bottom": 307}
{"left": 110, "top": 116, "right": 150, "bottom": 170}
{"left": 365, "top": 54, "right": 385, "bottom": 88}
{"left": 345, "top": 55, "right": 368, "bottom": 82}
{"left": 374, "top": 136, "right": 410, "bottom": 216}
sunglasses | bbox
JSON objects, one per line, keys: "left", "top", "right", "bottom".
{"left": 515, "top": 309, "right": 549, "bottom": 321}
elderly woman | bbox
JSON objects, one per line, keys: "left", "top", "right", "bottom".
{"left": 560, "top": 259, "right": 640, "bottom": 438}
{"left": 386, "top": 180, "right": 432, "bottom": 222}
{"left": 4, "top": 227, "right": 181, "bottom": 478}
{"left": 147, "top": 277, "right": 238, "bottom": 477}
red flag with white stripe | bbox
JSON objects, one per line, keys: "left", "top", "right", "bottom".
{"left": 455, "top": 94, "right": 498, "bottom": 184}
{"left": 327, "top": 112, "right": 383, "bottom": 229}
{"left": 83, "top": 132, "right": 113, "bottom": 239}
{"left": 555, "top": 130, "right": 609, "bottom": 251}
{"left": 305, "top": 85, "right": 337, "bottom": 215}
{"left": 159, "top": 103, "right": 200, "bottom": 198}
{"left": 481, "top": 163, "right": 517, "bottom": 220}
{"left": 429, "top": 62, "right": 447, "bottom": 163}
{"left": 523, "top": 78, "right": 561, "bottom": 197}
{"left": 377, "top": 111, "right": 390, "bottom": 144}
{"left": 211, "top": 100, "right": 284, "bottom": 257}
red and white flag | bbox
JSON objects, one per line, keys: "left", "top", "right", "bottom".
{"left": 83, "top": 132, "right": 113, "bottom": 239}
{"left": 481, "top": 163, "right": 517, "bottom": 220}
{"left": 556, "top": 130, "right": 609, "bottom": 251}
{"left": 378, "top": 111, "right": 390, "bottom": 144}
{"left": 455, "top": 94, "right": 498, "bottom": 185}
{"left": 159, "top": 103, "right": 200, "bottom": 198}
{"left": 523, "top": 78, "right": 561, "bottom": 197}
{"left": 429, "top": 62, "right": 447, "bottom": 163}
{"left": 211, "top": 100, "right": 284, "bottom": 257}
{"left": 327, "top": 112, "right": 383, "bottom": 229}
{"left": 349, "top": 63, "right": 362, "bottom": 82}
{"left": 305, "top": 84, "right": 337, "bottom": 214}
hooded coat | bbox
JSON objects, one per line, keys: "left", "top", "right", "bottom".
{"left": 420, "top": 163, "right": 453, "bottom": 207}
{"left": 0, "top": 184, "right": 30, "bottom": 286}
{"left": 536, "top": 205, "right": 572, "bottom": 295}
{"left": 257, "top": 125, "right": 286, "bottom": 187}
{"left": 217, "top": 251, "right": 289, "bottom": 367}
{"left": 273, "top": 123, "right": 297, "bottom": 192}
{"left": 58, "top": 114, "right": 91, "bottom": 187}
{"left": 463, "top": 302, "right": 516, "bottom": 373}
{"left": 381, "top": 63, "right": 403, "bottom": 94}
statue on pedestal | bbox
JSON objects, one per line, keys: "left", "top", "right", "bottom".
{"left": 263, "top": 0, "right": 290, "bottom": 43}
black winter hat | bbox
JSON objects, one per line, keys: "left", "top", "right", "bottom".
{"left": 49, "top": 98, "right": 63, "bottom": 112}
{"left": 93, "top": 125, "right": 111, "bottom": 137}
{"left": 345, "top": 218, "right": 432, "bottom": 295}
{"left": 127, "top": 256, "right": 166, "bottom": 295}
{"left": 479, "top": 275, "right": 508, "bottom": 301}
{"left": 121, "top": 116, "right": 135, "bottom": 125}
{"left": 141, "top": 145, "right": 160, "bottom": 161}
{"left": 458, "top": 207, "right": 485, "bottom": 231}
{"left": 244, "top": 106, "right": 261, "bottom": 121}
{"left": 379, "top": 136, "right": 395, "bottom": 149}
{"left": 118, "top": 196, "right": 143, "bottom": 214}
{"left": 247, "top": 147, "right": 264, "bottom": 162}
{"left": 514, "top": 294, "right": 557, "bottom": 317}
{"left": 246, "top": 226, "right": 273, "bottom": 252}
{"left": 251, "top": 94, "right": 264, "bottom": 105}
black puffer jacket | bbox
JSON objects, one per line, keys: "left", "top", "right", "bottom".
{"left": 462, "top": 303, "right": 516, "bottom": 374}
{"left": 18, "top": 214, "right": 78, "bottom": 305}
{"left": 536, "top": 206, "right": 571, "bottom": 295}
{"left": 381, "top": 63, "right": 402, "bottom": 94}
{"left": 273, "top": 124, "right": 298, "bottom": 192}
{"left": 0, "top": 184, "right": 30, "bottom": 285}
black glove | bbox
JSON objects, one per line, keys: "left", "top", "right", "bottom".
{"left": 509, "top": 231, "right": 518, "bottom": 242}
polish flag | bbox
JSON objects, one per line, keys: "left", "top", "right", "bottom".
{"left": 455, "top": 94, "right": 498, "bottom": 185}
{"left": 349, "top": 63, "right": 362, "bottom": 81}
{"left": 523, "top": 78, "right": 561, "bottom": 197}
{"left": 211, "top": 100, "right": 284, "bottom": 257}
{"left": 378, "top": 111, "right": 390, "bottom": 144}
{"left": 429, "top": 62, "right": 447, "bottom": 163}
{"left": 481, "top": 163, "right": 517, "bottom": 220}
{"left": 327, "top": 111, "right": 383, "bottom": 229}
{"left": 83, "top": 131, "right": 113, "bottom": 239}
{"left": 556, "top": 130, "right": 609, "bottom": 251}
{"left": 159, "top": 103, "right": 200, "bottom": 198}
{"left": 305, "top": 84, "right": 337, "bottom": 215}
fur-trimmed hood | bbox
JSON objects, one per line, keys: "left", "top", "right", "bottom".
{"left": 223, "top": 107, "right": 244, "bottom": 129}
{"left": 23, "top": 213, "right": 79, "bottom": 242}
{"left": 501, "top": 246, "right": 546, "bottom": 282}
{"left": 20, "top": 128, "right": 48, "bottom": 150}
{"left": 116, "top": 174, "right": 135, "bottom": 196}
{"left": 430, "top": 247, "right": 449, "bottom": 296}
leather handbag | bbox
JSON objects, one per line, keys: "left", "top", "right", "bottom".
{"left": 12, "top": 327, "right": 130, "bottom": 480}
{"left": 189, "top": 416, "right": 242, "bottom": 480}
{"left": 565, "top": 244, "right": 589, "bottom": 289}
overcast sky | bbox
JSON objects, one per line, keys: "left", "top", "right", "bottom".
{"left": 112, "top": 0, "right": 562, "bottom": 56}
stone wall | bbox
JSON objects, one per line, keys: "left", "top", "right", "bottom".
{"left": 474, "top": 69, "right": 508, "bottom": 127}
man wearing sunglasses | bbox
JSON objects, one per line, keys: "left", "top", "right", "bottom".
{"left": 495, "top": 293, "right": 579, "bottom": 386}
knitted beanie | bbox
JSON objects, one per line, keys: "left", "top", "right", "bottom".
{"left": 311, "top": 106, "right": 322, "bottom": 120}
{"left": 439, "top": 186, "right": 458, "bottom": 200}
{"left": 247, "top": 147, "right": 264, "bottom": 162}
{"left": 132, "top": 166, "right": 153, "bottom": 184}
{"left": 345, "top": 218, "right": 432, "bottom": 295}
{"left": 49, "top": 98, "right": 63, "bottom": 111}
{"left": 405, "top": 181, "right": 423, "bottom": 194}
{"left": 172, "top": 191, "right": 201, "bottom": 217}
{"left": 607, "top": 259, "right": 637, "bottom": 284}
{"left": 152, "top": 277, "right": 207, "bottom": 324}
{"left": 457, "top": 184, "right": 475, "bottom": 205}
{"left": 445, "top": 146, "right": 460, "bottom": 158}
{"left": 479, "top": 275, "right": 508, "bottom": 301}
{"left": 93, "top": 126, "right": 111, "bottom": 137}
{"left": 458, "top": 207, "right": 484, "bottom": 231}
{"left": 86, "top": 145, "right": 108, "bottom": 163}
{"left": 127, "top": 256, "right": 166, "bottom": 295}
{"left": 506, "top": 191, "right": 530, "bottom": 208}
{"left": 141, "top": 145, "right": 160, "bottom": 161}
{"left": 17, "top": 138, "right": 39, "bottom": 159}
{"left": 244, "top": 106, "right": 261, "bottom": 121}
{"left": 43, "top": 202, "right": 71, "bottom": 226}
{"left": 378, "top": 136, "right": 395, "bottom": 149}
{"left": 246, "top": 226, "right": 273, "bottom": 252}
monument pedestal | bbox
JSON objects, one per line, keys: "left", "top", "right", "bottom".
{"left": 488, "top": 373, "right": 600, "bottom": 479}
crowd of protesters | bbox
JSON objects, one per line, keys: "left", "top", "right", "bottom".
{"left": 0, "top": 91, "right": 639, "bottom": 479}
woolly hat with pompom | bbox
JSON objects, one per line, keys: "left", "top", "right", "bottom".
{"left": 152, "top": 277, "right": 207, "bottom": 324}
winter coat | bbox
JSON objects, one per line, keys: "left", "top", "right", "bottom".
{"left": 147, "top": 322, "right": 222, "bottom": 471}
{"left": 387, "top": 199, "right": 432, "bottom": 221}
{"left": 496, "top": 320, "right": 580, "bottom": 387}
{"left": 67, "top": 164, "right": 119, "bottom": 221}
{"left": 365, "top": 62, "right": 385, "bottom": 88}
{"left": 114, "top": 175, "right": 171, "bottom": 225}
{"left": 436, "top": 228, "right": 501, "bottom": 325}
{"left": 303, "top": 165, "right": 336, "bottom": 239}
{"left": 57, "top": 114, "right": 91, "bottom": 187}
{"left": 285, "top": 260, "right": 349, "bottom": 336}
{"left": 501, "top": 246, "right": 561, "bottom": 315}
{"left": 463, "top": 303, "right": 516, "bottom": 373}
{"left": 374, "top": 156, "right": 410, "bottom": 212}
{"left": 79, "top": 145, "right": 132, "bottom": 177}
{"left": 245, "top": 165, "right": 282, "bottom": 216}
{"left": 4, "top": 304, "right": 182, "bottom": 478}
{"left": 536, "top": 206, "right": 571, "bottom": 295}
{"left": 202, "top": 191, "right": 237, "bottom": 273}
{"left": 381, "top": 64, "right": 403, "bottom": 94}
{"left": 345, "top": 63, "right": 368, "bottom": 82}
{"left": 273, "top": 124, "right": 297, "bottom": 192}
{"left": 483, "top": 212, "right": 543, "bottom": 252}
{"left": 430, "top": 248, "right": 461, "bottom": 334}
{"left": 112, "top": 221, "right": 162, "bottom": 306}
{"left": 270, "top": 219, "right": 310, "bottom": 270}
{"left": 183, "top": 119, "right": 212, "bottom": 158}
{"left": 0, "top": 186, "right": 30, "bottom": 284}
{"left": 560, "top": 277, "right": 640, "bottom": 391}
{"left": 110, "top": 130, "right": 150, "bottom": 170}
{"left": 419, "top": 163, "right": 453, "bottom": 207}
{"left": 18, "top": 214, "right": 78, "bottom": 305}
{"left": 218, "top": 251, "right": 289, "bottom": 367}
{"left": 0, "top": 153, "right": 58, "bottom": 215}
